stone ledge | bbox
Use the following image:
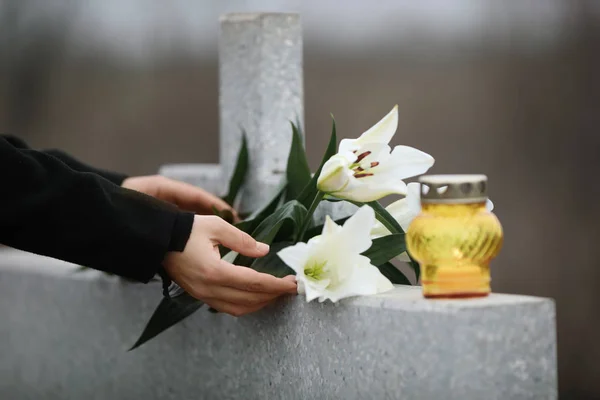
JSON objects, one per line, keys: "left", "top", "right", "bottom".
{"left": 159, "top": 164, "right": 224, "bottom": 196}
{"left": 0, "top": 250, "right": 557, "bottom": 400}
{"left": 0, "top": 249, "right": 549, "bottom": 310}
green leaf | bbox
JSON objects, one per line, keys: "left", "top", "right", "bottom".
{"left": 408, "top": 258, "right": 421, "bottom": 283}
{"left": 296, "top": 117, "right": 337, "bottom": 208}
{"left": 234, "top": 183, "right": 286, "bottom": 234}
{"left": 362, "top": 233, "right": 407, "bottom": 267}
{"left": 235, "top": 200, "right": 307, "bottom": 267}
{"left": 129, "top": 292, "right": 203, "bottom": 351}
{"left": 252, "top": 200, "right": 307, "bottom": 244}
{"left": 377, "top": 262, "right": 411, "bottom": 285}
{"left": 285, "top": 122, "right": 312, "bottom": 201}
{"left": 222, "top": 133, "right": 249, "bottom": 206}
{"left": 250, "top": 241, "right": 295, "bottom": 277}
{"left": 218, "top": 244, "right": 228, "bottom": 258}
{"left": 366, "top": 201, "right": 404, "bottom": 234}
{"left": 294, "top": 190, "right": 324, "bottom": 243}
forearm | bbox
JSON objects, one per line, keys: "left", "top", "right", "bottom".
{"left": 0, "top": 134, "right": 127, "bottom": 185}
{"left": 0, "top": 137, "right": 193, "bottom": 282}
{"left": 43, "top": 149, "right": 128, "bottom": 185}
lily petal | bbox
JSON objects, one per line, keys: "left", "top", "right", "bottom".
{"left": 304, "top": 277, "right": 332, "bottom": 302}
{"left": 333, "top": 177, "right": 408, "bottom": 202}
{"left": 381, "top": 145, "right": 435, "bottom": 180}
{"left": 277, "top": 243, "right": 310, "bottom": 275}
{"left": 317, "top": 155, "right": 353, "bottom": 194}
{"left": 339, "top": 105, "right": 399, "bottom": 153}
{"left": 337, "top": 206, "right": 374, "bottom": 254}
{"left": 322, "top": 215, "right": 343, "bottom": 236}
{"left": 383, "top": 199, "right": 413, "bottom": 231}
{"left": 382, "top": 182, "right": 421, "bottom": 232}
{"left": 296, "top": 279, "right": 305, "bottom": 295}
{"left": 405, "top": 182, "right": 421, "bottom": 211}
{"left": 353, "top": 143, "right": 391, "bottom": 169}
{"left": 325, "top": 255, "right": 393, "bottom": 302}
{"left": 278, "top": 206, "right": 393, "bottom": 303}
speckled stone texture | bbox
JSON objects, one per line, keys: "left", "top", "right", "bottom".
{"left": 159, "top": 164, "right": 224, "bottom": 196}
{"left": 219, "top": 13, "right": 303, "bottom": 213}
{"left": 160, "top": 13, "right": 352, "bottom": 222}
{"left": 0, "top": 250, "right": 557, "bottom": 400}
{"left": 160, "top": 13, "right": 304, "bottom": 213}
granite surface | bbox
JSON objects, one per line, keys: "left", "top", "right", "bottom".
{"left": 159, "top": 14, "right": 355, "bottom": 223}
{"left": 0, "top": 249, "right": 557, "bottom": 400}
{"left": 159, "top": 164, "right": 224, "bottom": 197}
{"left": 219, "top": 13, "right": 304, "bottom": 213}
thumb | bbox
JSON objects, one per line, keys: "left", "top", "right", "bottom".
{"left": 211, "top": 218, "right": 269, "bottom": 257}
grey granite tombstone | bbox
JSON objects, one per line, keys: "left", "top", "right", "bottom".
{"left": 0, "top": 250, "right": 557, "bottom": 400}
{"left": 160, "top": 13, "right": 356, "bottom": 219}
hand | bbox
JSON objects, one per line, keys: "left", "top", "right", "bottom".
{"left": 122, "top": 175, "right": 238, "bottom": 222}
{"left": 163, "top": 215, "right": 298, "bottom": 316}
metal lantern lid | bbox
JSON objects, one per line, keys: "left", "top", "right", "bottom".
{"left": 419, "top": 174, "right": 488, "bottom": 204}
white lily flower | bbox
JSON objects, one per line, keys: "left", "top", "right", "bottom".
{"left": 370, "top": 182, "right": 495, "bottom": 261}
{"left": 277, "top": 206, "right": 393, "bottom": 303}
{"left": 317, "top": 105, "right": 435, "bottom": 202}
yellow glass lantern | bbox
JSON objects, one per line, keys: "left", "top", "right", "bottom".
{"left": 406, "top": 175, "right": 503, "bottom": 298}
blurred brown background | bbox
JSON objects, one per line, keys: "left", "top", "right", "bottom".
{"left": 1, "top": 1, "right": 598, "bottom": 398}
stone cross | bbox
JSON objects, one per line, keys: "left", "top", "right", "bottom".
{"left": 160, "top": 12, "right": 357, "bottom": 297}
{"left": 160, "top": 13, "right": 354, "bottom": 220}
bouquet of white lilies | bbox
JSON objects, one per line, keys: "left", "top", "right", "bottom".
{"left": 132, "top": 105, "right": 444, "bottom": 349}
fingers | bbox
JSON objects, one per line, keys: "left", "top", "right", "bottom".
{"left": 208, "top": 217, "right": 269, "bottom": 257}
{"left": 282, "top": 275, "right": 298, "bottom": 286}
{"left": 203, "top": 276, "right": 299, "bottom": 316}
{"left": 215, "top": 261, "right": 298, "bottom": 294}
{"left": 204, "top": 285, "right": 281, "bottom": 306}
{"left": 205, "top": 299, "right": 273, "bottom": 317}
{"left": 161, "top": 178, "right": 236, "bottom": 216}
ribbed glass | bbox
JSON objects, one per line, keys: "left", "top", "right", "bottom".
{"left": 406, "top": 202, "right": 503, "bottom": 298}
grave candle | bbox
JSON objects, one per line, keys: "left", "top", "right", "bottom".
{"left": 406, "top": 175, "right": 503, "bottom": 298}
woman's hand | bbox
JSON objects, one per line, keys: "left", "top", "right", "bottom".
{"left": 163, "top": 215, "right": 297, "bottom": 316}
{"left": 122, "top": 175, "right": 238, "bottom": 221}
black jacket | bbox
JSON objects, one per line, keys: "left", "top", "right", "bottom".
{"left": 0, "top": 134, "right": 193, "bottom": 283}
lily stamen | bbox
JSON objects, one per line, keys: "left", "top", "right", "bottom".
{"left": 355, "top": 151, "right": 371, "bottom": 163}
{"left": 354, "top": 172, "right": 374, "bottom": 178}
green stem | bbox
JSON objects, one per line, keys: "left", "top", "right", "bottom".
{"left": 295, "top": 191, "right": 325, "bottom": 242}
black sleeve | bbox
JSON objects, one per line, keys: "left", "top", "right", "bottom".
{"left": 0, "top": 136, "right": 194, "bottom": 283}
{"left": 0, "top": 134, "right": 127, "bottom": 185}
